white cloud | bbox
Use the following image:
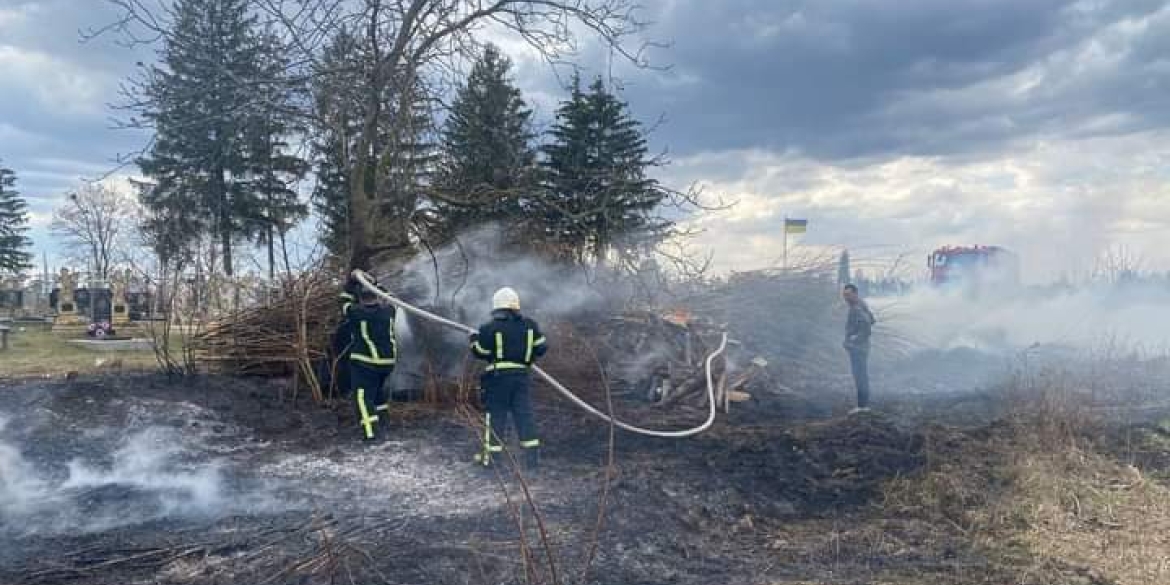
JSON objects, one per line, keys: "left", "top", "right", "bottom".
{"left": 26, "top": 210, "right": 52, "bottom": 229}
{"left": 0, "top": 3, "right": 35, "bottom": 29}
{"left": 0, "top": 44, "right": 110, "bottom": 118}
{"left": 0, "top": 122, "right": 45, "bottom": 146}
{"left": 94, "top": 173, "right": 142, "bottom": 197}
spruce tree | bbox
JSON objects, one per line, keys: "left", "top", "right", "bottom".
{"left": 136, "top": 0, "right": 292, "bottom": 277}
{"left": 311, "top": 131, "right": 352, "bottom": 259}
{"left": 310, "top": 28, "right": 436, "bottom": 262}
{"left": 0, "top": 163, "right": 32, "bottom": 274}
{"left": 246, "top": 31, "right": 309, "bottom": 277}
{"left": 309, "top": 28, "right": 361, "bottom": 259}
{"left": 430, "top": 44, "right": 536, "bottom": 242}
{"left": 378, "top": 70, "right": 438, "bottom": 240}
{"left": 539, "top": 76, "right": 669, "bottom": 265}
{"left": 247, "top": 128, "right": 309, "bottom": 278}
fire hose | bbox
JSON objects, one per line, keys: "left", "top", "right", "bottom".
{"left": 351, "top": 270, "right": 726, "bottom": 438}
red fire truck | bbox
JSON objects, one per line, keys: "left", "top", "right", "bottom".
{"left": 928, "top": 245, "right": 1020, "bottom": 289}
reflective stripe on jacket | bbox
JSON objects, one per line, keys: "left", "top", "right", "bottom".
{"left": 470, "top": 310, "right": 547, "bottom": 374}
{"left": 346, "top": 302, "right": 397, "bottom": 366}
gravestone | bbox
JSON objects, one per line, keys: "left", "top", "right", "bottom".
{"left": 53, "top": 268, "right": 83, "bottom": 330}
{"left": 88, "top": 279, "right": 113, "bottom": 324}
{"left": 75, "top": 287, "right": 92, "bottom": 316}
{"left": 128, "top": 291, "right": 152, "bottom": 321}
{"left": 22, "top": 280, "right": 49, "bottom": 317}
{"left": 111, "top": 269, "right": 130, "bottom": 326}
{"left": 0, "top": 277, "right": 22, "bottom": 318}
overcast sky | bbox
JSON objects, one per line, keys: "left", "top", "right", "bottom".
{"left": 3, "top": 0, "right": 1170, "bottom": 281}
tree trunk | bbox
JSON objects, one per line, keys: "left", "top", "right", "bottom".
{"left": 348, "top": 6, "right": 382, "bottom": 273}
{"left": 220, "top": 222, "right": 233, "bottom": 278}
{"left": 267, "top": 224, "right": 276, "bottom": 281}
{"left": 90, "top": 243, "right": 101, "bottom": 280}
{"left": 279, "top": 229, "right": 292, "bottom": 276}
{"left": 347, "top": 166, "right": 373, "bottom": 271}
{"left": 215, "top": 165, "right": 233, "bottom": 277}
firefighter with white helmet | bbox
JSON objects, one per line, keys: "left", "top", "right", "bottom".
{"left": 470, "top": 286, "right": 548, "bottom": 469}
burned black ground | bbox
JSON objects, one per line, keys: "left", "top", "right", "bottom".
{"left": 1, "top": 369, "right": 1166, "bottom": 585}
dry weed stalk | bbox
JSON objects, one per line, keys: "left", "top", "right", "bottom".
{"left": 580, "top": 344, "right": 618, "bottom": 585}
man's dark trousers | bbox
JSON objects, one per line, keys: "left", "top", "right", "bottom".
{"left": 848, "top": 347, "right": 870, "bottom": 408}
{"left": 482, "top": 373, "right": 538, "bottom": 453}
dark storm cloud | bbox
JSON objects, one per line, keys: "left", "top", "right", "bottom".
{"left": 535, "top": 0, "right": 1170, "bottom": 160}
{"left": 4, "top": 0, "right": 1165, "bottom": 199}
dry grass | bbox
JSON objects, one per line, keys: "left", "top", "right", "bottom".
{"left": 0, "top": 327, "right": 166, "bottom": 378}
{"left": 878, "top": 363, "right": 1170, "bottom": 585}
{"left": 1011, "top": 448, "right": 1170, "bottom": 584}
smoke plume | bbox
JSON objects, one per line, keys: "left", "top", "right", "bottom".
{"left": 0, "top": 421, "right": 273, "bottom": 537}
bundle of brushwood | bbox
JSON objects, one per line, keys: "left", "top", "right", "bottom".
{"left": 683, "top": 261, "right": 918, "bottom": 386}
{"left": 685, "top": 262, "right": 847, "bottom": 384}
{"left": 190, "top": 271, "right": 340, "bottom": 402}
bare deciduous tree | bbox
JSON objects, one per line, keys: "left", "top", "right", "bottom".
{"left": 51, "top": 182, "right": 140, "bottom": 279}
{"left": 1093, "top": 244, "right": 1144, "bottom": 285}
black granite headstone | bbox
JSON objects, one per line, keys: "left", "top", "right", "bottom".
{"left": 88, "top": 287, "right": 112, "bottom": 323}
{"left": 75, "top": 288, "right": 91, "bottom": 315}
{"left": 128, "top": 292, "right": 152, "bottom": 320}
{"left": 0, "top": 290, "right": 21, "bottom": 308}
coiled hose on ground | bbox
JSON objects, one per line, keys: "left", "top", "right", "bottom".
{"left": 351, "top": 270, "right": 726, "bottom": 438}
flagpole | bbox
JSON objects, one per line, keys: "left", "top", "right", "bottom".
{"left": 782, "top": 216, "right": 789, "bottom": 271}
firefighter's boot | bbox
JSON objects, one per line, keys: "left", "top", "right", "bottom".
{"left": 376, "top": 404, "right": 392, "bottom": 437}
{"left": 474, "top": 451, "right": 494, "bottom": 470}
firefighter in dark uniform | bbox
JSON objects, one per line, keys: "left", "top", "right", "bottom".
{"left": 470, "top": 287, "right": 547, "bottom": 469}
{"left": 345, "top": 280, "right": 398, "bottom": 441}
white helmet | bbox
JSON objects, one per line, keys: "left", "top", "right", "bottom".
{"left": 492, "top": 287, "right": 521, "bottom": 311}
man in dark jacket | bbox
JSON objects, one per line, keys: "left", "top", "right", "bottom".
{"left": 842, "top": 283, "right": 876, "bottom": 412}
{"left": 346, "top": 283, "right": 397, "bottom": 441}
{"left": 469, "top": 286, "right": 547, "bottom": 469}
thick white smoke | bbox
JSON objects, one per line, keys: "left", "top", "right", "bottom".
{"left": 0, "top": 415, "right": 52, "bottom": 521}
{"left": 874, "top": 283, "right": 1170, "bottom": 354}
{"left": 380, "top": 225, "right": 634, "bottom": 383}
{"left": 389, "top": 225, "right": 619, "bottom": 323}
{"left": 0, "top": 421, "right": 273, "bottom": 536}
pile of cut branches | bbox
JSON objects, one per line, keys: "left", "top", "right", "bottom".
{"left": 189, "top": 271, "right": 340, "bottom": 401}
{"left": 188, "top": 261, "right": 857, "bottom": 414}
{"left": 687, "top": 264, "right": 842, "bottom": 379}
{"left": 684, "top": 261, "right": 919, "bottom": 385}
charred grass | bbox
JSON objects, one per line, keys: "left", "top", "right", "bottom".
{"left": 3, "top": 359, "right": 1169, "bottom": 585}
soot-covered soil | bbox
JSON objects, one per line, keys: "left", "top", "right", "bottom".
{"left": 1, "top": 372, "right": 1164, "bottom": 584}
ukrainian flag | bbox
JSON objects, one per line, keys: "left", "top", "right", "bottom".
{"left": 784, "top": 218, "right": 808, "bottom": 234}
